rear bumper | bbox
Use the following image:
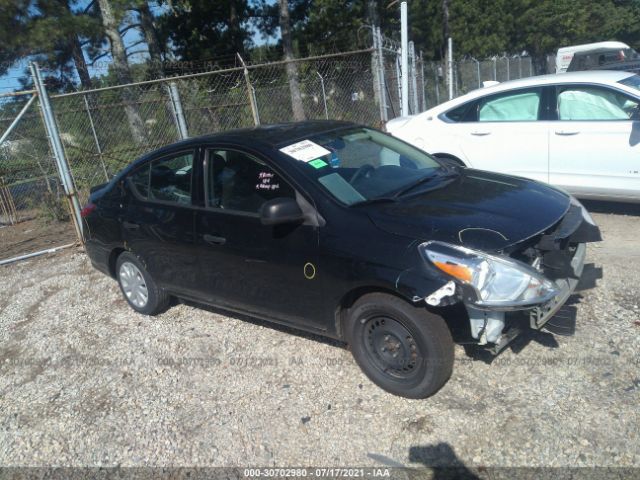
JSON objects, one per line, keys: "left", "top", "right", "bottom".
{"left": 85, "top": 240, "right": 112, "bottom": 277}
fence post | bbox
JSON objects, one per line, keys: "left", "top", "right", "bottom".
{"left": 30, "top": 62, "right": 83, "bottom": 243}
{"left": 434, "top": 65, "right": 440, "bottom": 105}
{"left": 472, "top": 57, "right": 480, "bottom": 88}
{"left": 400, "top": 1, "right": 409, "bottom": 117}
{"left": 83, "top": 94, "right": 109, "bottom": 182}
{"left": 493, "top": 57, "right": 497, "bottom": 80}
{"left": 447, "top": 37, "right": 453, "bottom": 100}
{"left": 375, "top": 27, "right": 388, "bottom": 122}
{"left": 168, "top": 82, "right": 189, "bottom": 140}
{"left": 395, "top": 52, "right": 402, "bottom": 112}
{"left": 419, "top": 51, "right": 426, "bottom": 111}
{"left": 519, "top": 56, "right": 522, "bottom": 78}
{"left": 316, "top": 71, "right": 329, "bottom": 120}
{"left": 409, "top": 41, "right": 419, "bottom": 114}
{"left": 237, "top": 53, "right": 260, "bottom": 126}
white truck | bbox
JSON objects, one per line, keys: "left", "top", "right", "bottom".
{"left": 556, "top": 41, "right": 633, "bottom": 73}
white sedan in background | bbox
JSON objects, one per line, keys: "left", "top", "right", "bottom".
{"left": 386, "top": 70, "right": 640, "bottom": 203}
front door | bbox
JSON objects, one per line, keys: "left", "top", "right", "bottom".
{"left": 549, "top": 84, "right": 640, "bottom": 201}
{"left": 194, "top": 148, "right": 327, "bottom": 330}
{"left": 456, "top": 87, "right": 550, "bottom": 183}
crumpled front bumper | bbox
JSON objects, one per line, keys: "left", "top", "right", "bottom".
{"left": 465, "top": 241, "right": 588, "bottom": 352}
{"left": 529, "top": 242, "right": 586, "bottom": 330}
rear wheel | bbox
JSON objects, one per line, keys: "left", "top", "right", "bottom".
{"left": 347, "top": 293, "right": 454, "bottom": 398}
{"left": 116, "top": 252, "right": 170, "bottom": 315}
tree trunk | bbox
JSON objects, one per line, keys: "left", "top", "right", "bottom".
{"left": 229, "top": 1, "right": 244, "bottom": 57}
{"left": 279, "top": 0, "right": 305, "bottom": 121}
{"left": 138, "top": 1, "right": 164, "bottom": 78}
{"left": 531, "top": 53, "right": 549, "bottom": 75}
{"left": 96, "top": 0, "right": 147, "bottom": 145}
{"left": 70, "top": 33, "right": 92, "bottom": 89}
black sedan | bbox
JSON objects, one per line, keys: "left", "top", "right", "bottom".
{"left": 83, "top": 121, "right": 601, "bottom": 398}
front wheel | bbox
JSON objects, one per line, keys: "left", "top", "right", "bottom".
{"left": 346, "top": 293, "right": 454, "bottom": 398}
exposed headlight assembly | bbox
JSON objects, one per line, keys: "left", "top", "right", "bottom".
{"left": 420, "top": 241, "right": 559, "bottom": 309}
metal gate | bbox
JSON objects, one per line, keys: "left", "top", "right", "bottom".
{"left": 0, "top": 66, "right": 82, "bottom": 264}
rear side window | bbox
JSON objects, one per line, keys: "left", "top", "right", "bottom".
{"left": 129, "top": 164, "right": 150, "bottom": 198}
{"left": 444, "top": 102, "right": 474, "bottom": 122}
{"left": 557, "top": 86, "right": 639, "bottom": 120}
{"left": 478, "top": 89, "right": 542, "bottom": 122}
{"left": 128, "top": 151, "right": 194, "bottom": 205}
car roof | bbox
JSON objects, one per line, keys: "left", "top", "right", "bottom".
{"left": 151, "top": 120, "right": 354, "bottom": 154}
{"left": 557, "top": 41, "right": 630, "bottom": 54}
{"left": 117, "top": 120, "right": 357, "bottom": 179}
{"left": 425, "top": 70, "right": 637, "bottom": 114}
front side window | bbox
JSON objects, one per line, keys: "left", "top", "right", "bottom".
{"left": 478, "top": 89, "right": 542, "bottom": 122}
{"left": 207, "top": 149, "right": 295, "bottom": 213}
{"left": 280, "top": 128, "right": 445, "bottom": 206}
{"left": 557, "top": 86, "right": 639, "bottom": 120}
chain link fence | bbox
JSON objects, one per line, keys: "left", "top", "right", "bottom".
{"left": 0, "top": 91, "right": 77, "bottom": 262}
{"left": 422, "top": 55, "right": 537, "bottom": 108}
{"left": 49, "top": 49, "right": 380, "bottom": 207}
{"left": 0, "top": 41, "right": 551, "bottom": 263}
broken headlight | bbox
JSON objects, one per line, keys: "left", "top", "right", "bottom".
{"left": 420, "top": 241, "right": 559, "bottom": 308}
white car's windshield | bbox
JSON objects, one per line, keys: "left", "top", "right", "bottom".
{"left": 282, "top": 127, "right": 446, "bottom": 205}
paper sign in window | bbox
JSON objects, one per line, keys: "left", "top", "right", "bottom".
{"left": 280, "top": 140, "right": 331, "bottom": 162}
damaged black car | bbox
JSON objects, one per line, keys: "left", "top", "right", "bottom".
{"left": 82, "top": 121, "right": 601, "bottom": 398}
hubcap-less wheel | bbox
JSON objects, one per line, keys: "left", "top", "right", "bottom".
{"left": 119, "top": 261, "right": 149, "bottom": 308}
{"left": 363, "top": 316, "right": 422, "bottom": 380}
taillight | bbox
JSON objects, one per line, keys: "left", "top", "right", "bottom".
{"left": 81, "top": 203, "right": 97, "bottom": 218}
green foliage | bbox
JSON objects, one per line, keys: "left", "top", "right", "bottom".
{"left": 36, "top": 191, "right": 70, "bottom": 223}
{"left": 157, "top": 0, "right": 254, "bottom": 63}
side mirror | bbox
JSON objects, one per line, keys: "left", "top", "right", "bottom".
{"left": 437, "top": 156, "right": 464, "bottom": 170}
{"left": 631, "top": 105, "right": 640, "bottom": 121}
{"left": 260, "top": 197, "right": 305, "bottom": 226}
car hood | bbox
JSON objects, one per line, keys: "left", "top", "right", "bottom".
{"left": 365, "top": 169, "right": 570, "bottom": 251}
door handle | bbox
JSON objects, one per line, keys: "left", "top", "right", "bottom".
{"left": 203, "top": 234, "right": 226, "bottom": 245}
{"left": 471, "top": 131, "right": 491, "bottom": 136}
{"left": 122, "top": 221, "right": 140, "bottom": 230}
{"left": 555, "top": 130, "right": 580, "bottom": 136}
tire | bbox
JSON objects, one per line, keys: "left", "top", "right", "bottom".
{"left": 346, "top": 293, "right": 454, "bottom": 399}
{"left": 115, "top": 251, "right": 170, "bottom": 315}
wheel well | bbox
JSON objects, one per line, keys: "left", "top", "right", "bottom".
{"left": 433, "top": 153, "right": 466, "bottom": 167}
{"left": 108, "top": 247, "right": 126, "bottom": 278}
{"left": 334, "top": 286, "right": 414, "bottom": 340}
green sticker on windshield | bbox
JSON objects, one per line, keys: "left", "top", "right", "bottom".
{"left": 308, "top": 158, "right": 328, "bottom": 169}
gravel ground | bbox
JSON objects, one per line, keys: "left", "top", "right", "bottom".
{"left": 0, "top": 202, "right": 639, "bottom": 469}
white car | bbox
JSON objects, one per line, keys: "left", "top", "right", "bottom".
{"left": 386, "top": 70, "right": 640, "bottom": 203}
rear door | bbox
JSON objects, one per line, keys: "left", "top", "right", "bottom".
{"left": 121, "top": 149, "right": 200, "bottom": 297}
{"left": 452, "top": 87, "right": 551, "bottom": 183}
{"left": 549, "top": 84, "right": 640, "bottom": 200}
{"left": 194, "top": 147, "right": 327, "bottom": 330}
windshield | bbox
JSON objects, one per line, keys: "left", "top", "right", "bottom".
{"left": 619, "top": 74, "right": 640, "bottom": 92}
{"left": 279, "top": 127, "right": 444, "bottom": 205}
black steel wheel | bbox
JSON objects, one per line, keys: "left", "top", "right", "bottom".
{"left": 363, "top": 315, "right": 423, "bottom": 380}
{"left": 347, "top": 293, "right": 454, "bottom": 398}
